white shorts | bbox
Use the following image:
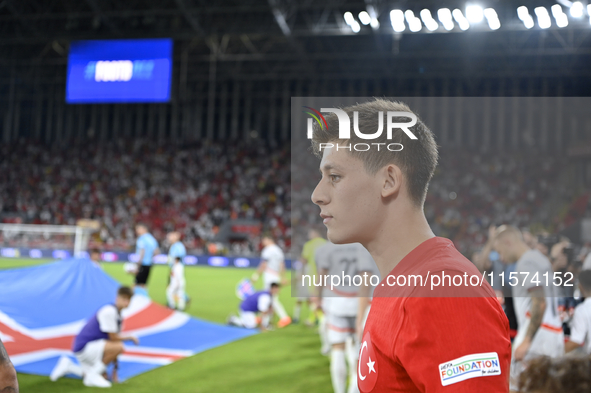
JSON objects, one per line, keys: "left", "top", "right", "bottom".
{"left": 263, "top": 273, "right": 280, "bottom": 290}
{"left": 325, "top": 296, "right": 358, "bottom": 317}
{"left": 510, "top": 326, "right": 565, "bottom": 390}
{"left": 239, "top": 311, "right": 258, "bottom": 329}
{"left": 168, "top": 277, "right": 186, "bottom": 292}
{"left": 75, "top": 339, "right": 106, "bottom": 373}
{"left": 326, "top": 314, "right": 356, "bottom": 345}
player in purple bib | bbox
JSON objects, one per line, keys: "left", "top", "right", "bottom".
{"left": 50, "top": 286, "right": 139, "bottom": 388}
{"left": 228, "top": 283, "right": 281, "bottom": 330}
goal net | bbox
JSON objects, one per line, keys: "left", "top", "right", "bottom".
{"left": 0, "top": 220, "right": 99, "bottom": 259}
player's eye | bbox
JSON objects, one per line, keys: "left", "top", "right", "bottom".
{"left": 329, "top": 174, "right": 341, "bottom": 183}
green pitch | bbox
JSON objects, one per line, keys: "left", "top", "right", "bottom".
{"left": 0, "top": 258, "right": 332, "bottom": 393}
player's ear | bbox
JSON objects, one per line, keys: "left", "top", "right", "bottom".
{"left": 381, "top": 164, "right": 402, "bottom": 198}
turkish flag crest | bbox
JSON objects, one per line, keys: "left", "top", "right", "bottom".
{"left": 358, "top": 331, "right": 378, "bottom": 392}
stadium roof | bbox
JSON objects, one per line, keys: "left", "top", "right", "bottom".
{"left": 1, "top": 1, "right": 590, "bottom": 142}
{"left": 1, "top": 0, "right": 590, "bottom": 84}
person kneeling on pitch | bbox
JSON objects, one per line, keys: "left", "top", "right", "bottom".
{"left": 50, "top": 286, "right": 139, "bottom": 388}
{"left": 228, "top": 283, "right": 280, "bottom": 330}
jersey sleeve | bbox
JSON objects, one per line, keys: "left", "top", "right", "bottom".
{"left": 569, "top": 304, "right": 588, "bottom": 346}
{"left": 136, "top": 236, "right": 145, "bottom": 250}
{"left": 96, "top": 305, "right": 119, "bottom": 334}
{"left": 275, "top": 247, "right": 285, "bottom": 261}
{"left": 257, "top": 294, "right": 272, "bottom": 312}
{"left": 170, "top": 244, "right": 180, "bottom": 257}
{"left": 396, "top": 297, "right": 511, "bottom": 392}
{"left": 261, "top": 247, "right": 270, "bottom": 261}
{"left": 301, "top": 242, "right": 312, "bottom": 261}
{"left": 172, "top": 263, "right": 184, "bottom": 278}
{"left": 519, "top": 259, "right": 545, "bottom": 293}
{"left": 315, "top": 246, "right": 329, "bottom": 272}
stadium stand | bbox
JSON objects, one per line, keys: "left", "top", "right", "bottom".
{"left": 0, "top": 139, "right": 290, "bottom": 255}
{"left": 2, "top": 139, "right": 584, "bottom": 259}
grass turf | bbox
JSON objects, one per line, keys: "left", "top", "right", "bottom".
{"left": 1, "top": 258, "right": 333, "bottom": 392}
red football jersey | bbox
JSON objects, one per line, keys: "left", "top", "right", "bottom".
{"left": 358, "top": 237, "right": 511, "bottom": 392}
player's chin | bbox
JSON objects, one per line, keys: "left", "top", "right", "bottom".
{"left": 327, "top": 229, "right": 359, "bottom": 245}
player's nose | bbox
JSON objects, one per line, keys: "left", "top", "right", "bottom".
{"left": 311, "top": 179, "right": 329, "bottom": 206}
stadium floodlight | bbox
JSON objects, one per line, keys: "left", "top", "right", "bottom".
{"left": 437, "top": 8, "right": 455, "bottom": 31}
{"left": 534, "top": 7, "right": 552, "bottom": 29}
{"left": 344, "top": 12, "right": 355, "bottom": 26}
{"left": 343, "top": 12, "right": 361, "bottom": 33}
{"left": 359, "top": 11, "right": 371, "bottom": 25}
{"left": 366, "top": 5, "right": 380, "bottom": 29}
{"left": 551, "top": 4, "right": 569, "bottom": 28}
{"left": 517, "top": 6, "right": 534, "bottom": 29}
{"left": 570, "top": 1, "right": 584, "bottom": 18}
{"left": 390, "top": 9, "right": 406, "bottom": 32}
{"left": 410, "top": 19, "right": 422, "bottom": 32}
{"left": 404, "top": 10, "right": 423, "bottom": 32}
{"left": 465, "top": 4, "right": 484, "bottom": 23}
{"left": 517, "top": 6, "right": 528, "bottom": 20}
{"left": 420, "top": 9, "right": 439, "bottom": 31}
{"left": 452, "top": 9, "right": 470, "bottom": 30}
{"left": 483, "top": 8, "right": 501, "bottom": 30}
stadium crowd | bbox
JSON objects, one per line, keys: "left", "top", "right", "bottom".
{"left": 0, "top": 139, "right": 290, "bottom": 255}
{"left": 426, "top": 149, "right": 567, "bottom": 256}
{"left": 0, "top": 139, "right": 585, "bottom": 260}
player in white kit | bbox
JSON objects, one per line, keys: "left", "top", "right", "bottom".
{"left": 167, "top": 256, "right": 186, "bottom": 310}
{"left": 316, "top": 241, "right": 376, "bottom": 393}
{"left": 252, "top": 236, "right": 291, "bottom": 327}
{"left": 494, "top": 225, "right": 564, "bottom": 392}
{"left": 566, "top": 270, "right": 591, "bottom": 354}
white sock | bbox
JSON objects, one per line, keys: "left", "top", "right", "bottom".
{"left": 92, "top": 361, "right": 107, "bottom": 375}
{"left": 166, "top": 286, "right": 175, "bottom": 308}
{"left": 272, "top": 296, "right": 288, "bottom": 319}
{"left": 319, "top": 314, "right": 329, "bottom": 353}
{"left": 228, "top": 315, "right": 243, "bottom": 327}
{"left": 331, "top": 349, "right": 347, "bottom": 393}
{"left": 68, "top": 360, "right": 83, "bottom": 378}
{"left": 293, "top": 303, "right": 301, "bottom": 320}
{"left": 261, "top": 314, "right": 270, "bottom": 328}
{"left": 51, "top": 356, "right": 83, "bottom": 380}
{"left": 177, "top": 290, "right": 186, "bottom": 310}
{"left": 346, "top": 337, "right": 360, "bottom": 393}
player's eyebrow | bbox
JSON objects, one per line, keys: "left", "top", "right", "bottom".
{"left": 319, "top": 163, "right": 341, "bottom": 173}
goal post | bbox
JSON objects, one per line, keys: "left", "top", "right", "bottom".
{"left": 0, "top": 221, "right": 99, "bottom": 258}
